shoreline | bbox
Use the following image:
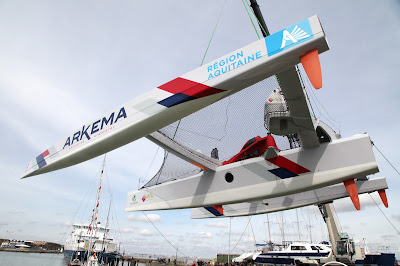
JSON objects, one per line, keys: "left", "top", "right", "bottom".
{"left": 0, "top": 248, "right": 62, "bottom": 254}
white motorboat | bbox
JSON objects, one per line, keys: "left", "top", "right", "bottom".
{"left": 253, "top": 242, "right": 331, "bottom": 265}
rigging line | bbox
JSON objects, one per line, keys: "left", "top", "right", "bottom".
{"left": 47, "top": 162, "right": 103, "bottom": 266}
{"left": 140, "top": 146, "right": 161, "bottom": 188}
{"left": 242, "top": 0, "right": 282, "bottom": 89}
{"left": 241, "top": 0, "right": 261, "bottom": 39}
{"left": 153, "top": 150, "right": 170, "bottom": 186}
{"left": 230, "top": 217, "right": 252, "bottom": 253}
{"left": 141, "top": 211, "right": 187, "bottom": 257}
{"left": 369, "top": 194, "right": 400, "bottom": 235}
{"left": 103, "top": 161, "right": 125, "bottom": 250}
{"left": 303, "top": 70, "right": 342, "bottom": 130}
{"left": 79, "top": 163, "right": 104, "bottom": 225}
{"left": 164, "top": 125, "right": 229, "bottom": 141}
{"left": 219, "top": 96, "right": 232, "bottom": 141}
{"left": 304, "top": 82, "right": 340, "bottom": 133}
{"left": 200, "top": 0, "right": 227, "bottom": 66}
{"left": 296, "top": 66, "right": 316, "bottom": 118}
{"left": 331, "top": 204, "right": 343, "bottom": 235}
{"left": 249, "top": 219, "right": 257, "bottom": 245}
{"left": 243, "top": 0, "right": 268, "bottom": 38}
{"left": 372, "top": 142, "right": 400, "bottom": 177}
{"left": 303, "top": 81, "right": 322, "bottom": 119}
{"left": 171, "top": 0, "right": 227, "bottom": 140}
{"left": 158, "top": 1, "right": 227, "bottom": 177}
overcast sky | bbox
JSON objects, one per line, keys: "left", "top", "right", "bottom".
{"left": 1, "top": 0, "right": 400, "bottom": 259}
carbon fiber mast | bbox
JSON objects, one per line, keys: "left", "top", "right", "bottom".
{"left": 249, "top": 0, "right": 270, "bottom": 37}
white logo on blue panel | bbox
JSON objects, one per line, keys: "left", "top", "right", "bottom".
{"left": 265, "top": 19, "right": 313, "bottom": 56}
{"left": 280, "top": 25, "right": 310, "bottom": 49}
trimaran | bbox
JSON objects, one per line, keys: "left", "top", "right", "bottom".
{"left": 22, "top": 1, "right": 388, "bottom": 224}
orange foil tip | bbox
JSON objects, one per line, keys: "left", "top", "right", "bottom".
{"left": 300, "top": 49, "right": 322, "bottom": 89}
{"left": 343, "top": 179, "right": 361, "bottom": 210}
{"left": 378, "top": 189, "right": 389, "bottom": 208}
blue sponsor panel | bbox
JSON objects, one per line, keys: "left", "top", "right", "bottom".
{"left": 265, "top": 18, "right": 313, "bottom": 56}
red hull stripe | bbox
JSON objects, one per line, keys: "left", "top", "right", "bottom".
{"left": 42, "top": 149, "right": 50, "bottom": 158}
{"left": 158, "top": 77, "right": 225, "bottom": 98}
{"left": 267, "top": 156, "right": 310, "bottom": 175}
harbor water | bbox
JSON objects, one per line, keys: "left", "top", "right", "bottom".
{"left": 0, "top": 251, "right": 66, "bottom": 266}
{"left": 0, "top": 251, "right": 147, "bottom": 266}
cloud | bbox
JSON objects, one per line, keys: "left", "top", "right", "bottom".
{"left": 195, "top": 243, "right": 210, "bottom": 248}
{"left": 333, "top": 194, "right": 378, "bottom": 213}
{"left": 121, "top": 228, "right": 136, "bottom": 233}
{"left": 8, "top": 211, "right": 24, "bottom": 215}
{"left": 62, "top": 221, "right": 73, "bottom": 227}
{"left": 242, "top": 237, "right": 256, "bottom": 244}
{"left": 392, "top": 214, "right": 400, "bottom": 222}
{"left": 341, "top": 225, "right": 350, "bottom": 230}
{"left": 206, "top": 222, "right": 227, "bottom": 228}
{"left": 381, "top": 235, "right": 397, "bottom": 240}
{"left": 138, "top": 229, "right": 154, "bottom": 236}
{"left": 197, "top": 232, "right": 212, "bottom": 238}
{"left": 125, "top": 238, "right": 145, "bottom": 244}
{"left": 127, "top": 214, "right": 161, "bottom": 223}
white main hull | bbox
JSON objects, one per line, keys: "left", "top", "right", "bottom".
{"left": 126, "top": 134, "right": 378, "bottom": 211}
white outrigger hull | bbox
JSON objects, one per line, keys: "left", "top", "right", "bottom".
{"left": 126, "top": 134, "right": 378, "bottom": 211}
{"left": 190, "top": 177, "right": 388, "bottom": 218}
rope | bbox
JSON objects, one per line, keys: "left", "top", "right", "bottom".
{"left": 104, "top": 162, "right": 125, "bottom": 254}
{"left": 200, "top": 0, "right": 227, "bottom": 66}
{"left": 230, "top": 217, "right": 252, "bottom": 253}
{"left": 241, "top": 0, "right": 260, "bottom": 39}
{"left": 142, "top": 211, "right": 187, "bottom": 257}
{"left": 296, "top": 66, "right": 316, "bottom": 118}
{"left": 303, "top": 71, "right": 342, "bottom": 133}
{"left": 369, "top": 194, "right": 400, "bottom": 235}
{"left": 140, "top": 146, "right": 161, "bottom": 188}
{"left": 242, "top": 0, "right": 268, "bottom": 38}
{"left": 249, "top": 219, "right": 257, "bottom": 245}
{"left": 171, "top": 0, "right": 227, "bottom": 148}
{"left": 372, "top": 142, "right": 400, "bottom": 176}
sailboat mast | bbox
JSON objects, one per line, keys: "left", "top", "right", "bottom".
{"left": 101, "top": 196, "right": 112, "bottom": 252}
{"left": 296, "top": 209, "right": 301, "bottom": 241}
{"left": 266, "top": 214, "right": 271, "bottom": 243}
{"left": 87, "top": 155, "right": 106, "bottom": 261}
{"left": 249, "top": 0, "right": 270, "bottom": 37}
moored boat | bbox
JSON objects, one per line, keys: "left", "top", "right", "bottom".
{"left": 253, "top": 242, "right": 331, "bottom": 265}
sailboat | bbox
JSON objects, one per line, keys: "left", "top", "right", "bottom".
{"left": 22, "top": 0, "right": 388, "bottom": 227}
{"left": 64, "top": 157, "right": 120, "bottom": 266}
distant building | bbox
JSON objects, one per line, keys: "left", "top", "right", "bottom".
{"left": 216, "top": 254, "right": 240, "bottom": 263}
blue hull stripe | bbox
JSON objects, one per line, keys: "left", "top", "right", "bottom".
{"left": 255, "top": 257, "right": 295, "bottom": 264}
{"left": 204, "top": 206, "right": 223, "bottom": 216}
{"left": 255, "top": 251, "right": 330, "bottom": 264}
{"left": 158, "top": 93, "right": 196, "bottom": 108}
{"left": 36, "top": 154, "right": 46, "bottom": 169}
{"left": 268, "top": 167, "right": 298, "bottom": 179}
